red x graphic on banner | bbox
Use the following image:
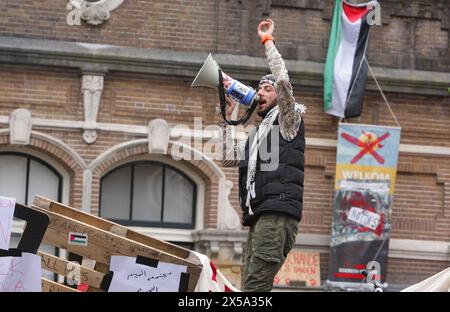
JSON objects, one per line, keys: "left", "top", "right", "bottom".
{"left": 341, "top": 131, "right": 390, "bottom": 164}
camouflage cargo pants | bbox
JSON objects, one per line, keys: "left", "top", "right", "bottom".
{"left": 243, "top": 213, "right": 299, "bottom": 292}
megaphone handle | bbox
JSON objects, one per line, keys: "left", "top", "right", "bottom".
{"left": 218, "top": 69, "right": 257, "bottom": 126}
{"left": 230, "top": 102, "right": 240, "bottom": 121}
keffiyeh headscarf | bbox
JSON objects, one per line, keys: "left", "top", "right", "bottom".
{"left": 258, "top": 74, "right": 276, "bottom": 89}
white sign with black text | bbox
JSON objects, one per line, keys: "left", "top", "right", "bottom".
{"left": 108, "top": 256, "right": 187, "bottom": 292}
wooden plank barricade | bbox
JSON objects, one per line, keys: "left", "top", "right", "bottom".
{"left": 32, "top": 196, "right": 202, "bottom": 292}
{"left": 39, "top": 250, "right": 104, "bottom": 290}
{"left": 42, "top": 278, "right": 80, "bottom": 292}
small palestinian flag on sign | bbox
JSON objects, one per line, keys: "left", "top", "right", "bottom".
{"left": 68, "top": 232, "right": 88, "bottom": 246}
{"left": 324, "top": 0, "right": 378, "bottom": 118}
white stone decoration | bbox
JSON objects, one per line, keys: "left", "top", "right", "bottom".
{"left": 148, "top": 119, "right": 170, "bottom": 154}
{"left": 83, "top": 130, "right": 97, "bottom": 144}
{"left": 82, "top": 169, "right": 93, "bottom": 212}
{"left": 82, "top": 74, "right": 104, "bottom": 144}
{"left": 209, "top": 241, "right": 220, "bottom": 257}
{"left": 233, "top": 241, "right": 243, "bottom": 262}
{"left": 220, "top": 180, "right": 241, "bottom": 231}
{"left": 9, "top": 109, "right": 32, "bottom": 145}
{"left": 67, "top": 0, "right": 124, "bottom": 26}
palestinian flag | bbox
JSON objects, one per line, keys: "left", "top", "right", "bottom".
{"left": 324, "top": 0, "right": 377, "bottom": 118}
{"left": 68, "top": 232, "right": 88, "bottom": 246}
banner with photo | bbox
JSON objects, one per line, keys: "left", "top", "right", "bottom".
{"left": 327, "top": 123, "right": 401, "bottom": 289}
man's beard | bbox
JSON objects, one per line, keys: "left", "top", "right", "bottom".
{"left": 256, "top": 99, "right": 278, "bottom": 118}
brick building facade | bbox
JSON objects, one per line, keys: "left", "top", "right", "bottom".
{"left": 0, "top": 0, "right": 449, "bottom": 291}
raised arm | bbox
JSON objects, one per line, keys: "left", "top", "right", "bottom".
{"left": 258, "top": 19, "right": 304, "bottom": 141}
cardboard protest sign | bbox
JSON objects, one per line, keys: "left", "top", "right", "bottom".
{"left": 274, "top": 250, "right": 321, "bottom": 287}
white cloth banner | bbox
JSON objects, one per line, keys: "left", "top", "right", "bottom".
{"left": 401, "top": 267, "right": 450, "bottom": 292}
{"left": 193, "top": 251, "right": 240, "bottom": 292}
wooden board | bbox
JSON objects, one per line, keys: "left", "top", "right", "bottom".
{"left": 32, "top": 196, "right": 190, "bottom": 259}
{"left": 32, "top": 196, "right": 202, "bottom": 292}
{"left": 42, "top": 278, "right": 80, "bottom": 292}
{"left": 39, "top": 251, "right": 104, "bottom": 289}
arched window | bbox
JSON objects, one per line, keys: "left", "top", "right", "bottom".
{"left": 0, "top": 152, "right": 62, "bottom": 205}
{"left": 0, "top": 152, "right": 63, "bottom": 281}
{"left": 99, "top": 161, "right": 197, "bottom": 229}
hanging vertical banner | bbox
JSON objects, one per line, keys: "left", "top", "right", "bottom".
{"left": 327, "top": 123, "right": 401, "bottom": 289}
{"left": 334, "top": 123, "right": 401, "bottom": 194}
{"left": 323, "top": 0, "right": 379, "bottom": 118}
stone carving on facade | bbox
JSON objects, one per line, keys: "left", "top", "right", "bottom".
{"left": 148, "top": 119, "right": 170, "bottom": 154}
{"left": 9, "top": 109, "right": 32, "bottom": 145}
{"left": 82, "top": 74, "right": 104, "bottom": 144}
{"left": 194, "top": 234, "right": 245, "bottom": 264}
{"left": 67, "top": 0, "right": 124, "bottom": 26}
{"left": 209, "top": 241, "right": 220, "bottom": 259}
{"left": 219, "top": 180, "right": 241, "bottom": 231}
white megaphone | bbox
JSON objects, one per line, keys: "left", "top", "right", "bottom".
{"left": 191, "top": 53, "right": 259, "bottom": 125}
